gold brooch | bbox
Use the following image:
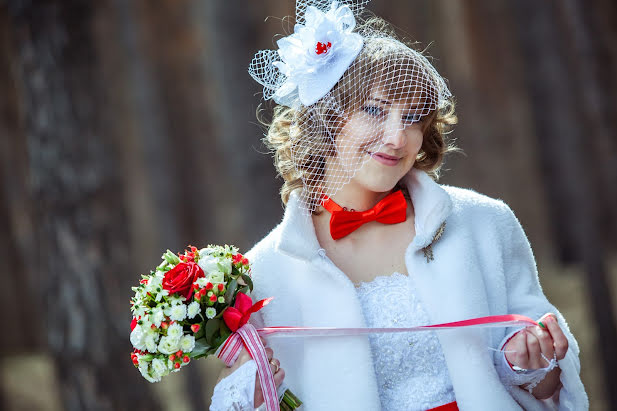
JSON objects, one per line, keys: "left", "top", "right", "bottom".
{"left": 422, "top": 221, "right": 446, "bottom": 263}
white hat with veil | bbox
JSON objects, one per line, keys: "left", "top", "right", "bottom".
{"left": 249, "top": 0, "right": 452, "bottom": 212}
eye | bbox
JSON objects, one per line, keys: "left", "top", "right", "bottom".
{"left": 362, "top": 105, "right": 385, "bottom": 117}
{"left": 403, "top": 112, "right": 425, "bottom": 124}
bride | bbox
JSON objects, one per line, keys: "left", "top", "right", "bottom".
{"left": 210, "top": 1, "right": 588, "bottom": 410}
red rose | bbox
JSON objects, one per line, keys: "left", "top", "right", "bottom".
{"left": 162, "top": 262, "right": 205, "bottom": 299}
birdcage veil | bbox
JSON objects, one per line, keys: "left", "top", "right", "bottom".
{"left": 249, "top": 0, "right": 451, "bottom": 213}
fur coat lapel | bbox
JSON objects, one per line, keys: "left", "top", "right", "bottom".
{"left": 269, "top": 169, "right": 516, "bottom": 410}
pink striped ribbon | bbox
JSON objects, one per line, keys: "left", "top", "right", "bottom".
{"left": 216, "top": 323, "right": 279, "bottom": 411}
{"left": 216, "top": 314, "right": 537, "bottom": 411}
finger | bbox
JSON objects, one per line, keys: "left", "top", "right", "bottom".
{"left": 525, "top": 329, "right": 543, "bottom": 369}
{"left": 260, "top": 336, "right": 268, "bottom": 346}
{"left": 269, "top": 358, "right": 280, "bottom": 375}
{"left": 505, "top": 330, "right": 529, "bottom": 369}
{"left": 274, "top": 368, "right": 286, "bottom": 388}
{"left": 544, "top": 314, "right": 569, "bottom": 360}
{"left": 526, "top": 324, "right": 555, "bottom": 365}
{"left": 265, "top": 347, "right": 273, "bottom": 360}
{"left": 234, "top": 348, "right": 251, "bottom": 367}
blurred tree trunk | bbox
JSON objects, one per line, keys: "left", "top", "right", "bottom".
{"left": 511, "top": 0, "right": 617, "bottom": 407}
{"left": 6, "top": 1, "right": 160, "bottom": 410}
{"left": 0, "top": 3, "right": 40, "bottom": 354}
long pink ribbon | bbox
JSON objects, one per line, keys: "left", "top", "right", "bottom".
{"left": 216, "top": 314, "right": 537, "bottom": 411}
{"left": 258, "top": 314, "right": 537, "bottom": 337}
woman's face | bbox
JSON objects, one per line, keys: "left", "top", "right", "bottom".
{"left": 326, "top": 89, "right": 425, "bottom": 194}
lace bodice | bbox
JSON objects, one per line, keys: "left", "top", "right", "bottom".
{"left": 355, "top": 272, "right": 455, "bottom": 411}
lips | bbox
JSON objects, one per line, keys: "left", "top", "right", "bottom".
{"left": 370, "top": 152, "right": 401, "bottom": 166}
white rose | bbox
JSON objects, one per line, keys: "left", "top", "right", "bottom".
{"left": 187, "top": 301, "right": 201, "bottom": 319}
{"left": 198, "top": 247, "right": 215, "bottom": 258}
{"left": 130, "top": 325, "right": 146, "bottom": 351}
{"left": 169, "top": 304, "right": 187, "bottom": 322}
{"left": 157, "top": 336, "right": 180, "bottom": 355}
{"left": 166, "top": 323, "right": 183, "bottom": 341}
{"left": 217, "top": 258, "right": 232, "bottom": 275}
{"left": 206, "top": 272, "right": 226, "bottom": 284}
{"left": 198, "top": 255, "right": 219, "bottom": 274}
{"left": 179, "top": 335, "right": 195, "bottom": 353}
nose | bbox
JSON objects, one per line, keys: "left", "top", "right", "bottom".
{"left": 381, "top": 115, "right": 407, "bottom": 149}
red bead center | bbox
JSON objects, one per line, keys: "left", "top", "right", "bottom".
{"left": 316, "top": 41, "right": 332, "bottom": 55}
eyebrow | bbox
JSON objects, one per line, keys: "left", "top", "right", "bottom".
{"left": 367, "top": 97, "right": 423, "bottom": 110}
{"left": 368, "top": 97, "right": 391, "bottom": 105}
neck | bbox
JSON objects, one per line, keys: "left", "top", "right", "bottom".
{"left": 325, "top": 181, "right": 395, "bottom": 211}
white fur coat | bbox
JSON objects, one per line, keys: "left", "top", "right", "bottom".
{"left": 246, "top": 169, "right": 588, "bottom": 411}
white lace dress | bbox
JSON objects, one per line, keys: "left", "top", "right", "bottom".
{"left": 355, "top": 272, "right": 456, "bottom": 410}
{"left": 210, "top": 272, "right": 552, "bottom": 410}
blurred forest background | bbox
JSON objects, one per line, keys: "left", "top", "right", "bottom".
{"left": 1, "top": 0, "right": 616, "bottom": 410}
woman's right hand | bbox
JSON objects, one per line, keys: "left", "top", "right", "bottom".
{"left": 216, "top": 342, "right": 286, "bottom": 408}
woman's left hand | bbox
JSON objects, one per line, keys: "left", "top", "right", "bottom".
{"left": 503, "top": 313, "right": 568, "bottom": 398}
{"left": 504, "top": 313, "right": 568, "bottom": 369}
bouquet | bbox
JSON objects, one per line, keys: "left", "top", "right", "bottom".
{"left": 129, "top": 245, "right": 301, "bottom": 410}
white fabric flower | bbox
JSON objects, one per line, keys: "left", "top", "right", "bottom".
{"left": 166, "top": 323, "right": 184, "bottom": 341}
{"left": 158, "top": 336, "right": 180, "bottom": 355}
{"left": 205, "top": 307, "right": 217, "bottom": 319}
{"left": 272, "top": 1, "right": 363, "bottom": 106}
{"left": 180, "top": 335, "right": 196, "bottom": 353}
{"left": 187, "top": 301, "right": 201, "bottom": 319}
{"left": 169, "top": 304, "right": 187, "bottom": 322}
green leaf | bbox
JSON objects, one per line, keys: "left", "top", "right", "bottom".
{"left": 205, "top": 318, "right": 220, "bottom": 345}
{"left": 224, "top": 278, "right": 237, "bottom": 304}
{"left": 190, "top": 338, "right": 211, "bottom": 359}
{"left": 240, "top": 274, "right": 253, "bottom": 291}
{"left": 193, "top": 322, "right": 205, "bottom": 339}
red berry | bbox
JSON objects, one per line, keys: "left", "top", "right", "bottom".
{"left": 209, "top": 294, "right": 217, "bottom": 302}
{"left": 242, "top": 258, "right": 249, "bottom": 265}
{"left": 161, "top": 322, "right": 168, "bottom": 329}
{"left": 169, "top": 354, "right": 175, "bottom": 361}
{"left": 183, "top": 355, "right": 190, "bottom": 363}
{"left": 174, "top": 362, "right": 181, "bottom": 369}
{"left": 150, "top": 324, "right": 157, "bottom": 330}
{"left": 176, "top": 350, "right": 183, "bottom": 357}
{"left": 205, "top": 282, "right": 213, "bottom": 290}
{"left": 192, "top": 283, "right": 200, "bottom": 290}
{"left": 217, "top": 283, "right": 225, "bottom": 292}
{"left": 191, "top": 324, "right": 201, "bottom": 333}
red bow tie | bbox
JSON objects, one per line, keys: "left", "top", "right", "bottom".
{"left": 321, "top": 190, "right": 407, "bottom": 240}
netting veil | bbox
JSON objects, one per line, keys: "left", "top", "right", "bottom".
{"left": 249, "top": 0, "right": 452, "bottom": 212}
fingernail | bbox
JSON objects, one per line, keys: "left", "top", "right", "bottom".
{"left": 538, "top": 321, "right": 546, "bottom": 329}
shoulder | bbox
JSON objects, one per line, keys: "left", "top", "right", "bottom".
{"left": 441, "top": 185, "right": 520, "bottom": 230}
{"left": 245, "top": 223, "right": 283, "bottom": 268}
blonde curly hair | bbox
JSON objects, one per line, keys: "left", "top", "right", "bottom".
{"left": 259, "top": 17, "right": 458, "bottom": 211}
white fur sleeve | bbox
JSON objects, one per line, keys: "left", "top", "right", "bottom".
{"left": 495, "top": 204, "right": 588, "bottom": 411}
